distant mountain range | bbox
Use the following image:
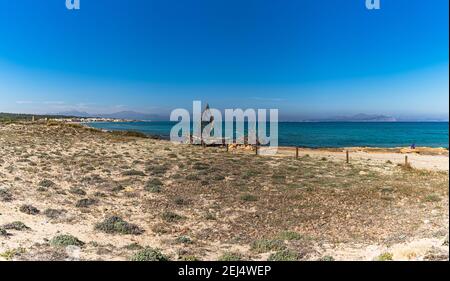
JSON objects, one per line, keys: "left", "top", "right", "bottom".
{"left": 52, "top": 111, "right": 166, "bottom": 121}
{"left": 304, "top": 114, "right": 397, "bottom": 122}
{"left": 50, "top": 111, "right": 447, "bottom": 122}
{"left": 57, "top": 112, "right": 398, "bottom": 122}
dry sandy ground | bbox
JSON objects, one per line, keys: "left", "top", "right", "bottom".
{"left": 0, "top": 123, "right": 448, "bottom": 261}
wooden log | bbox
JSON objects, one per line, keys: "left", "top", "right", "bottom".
{"left": 296, "top": 147, "right": 299, "bottom": 158}
{"left": 346, "top": 150, "right": 349, "bottom": 164}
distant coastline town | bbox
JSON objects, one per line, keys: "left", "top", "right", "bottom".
{"left": 54, "top": 117, "right": 133, "bottom": 123}
{"left": 0, "top": 112, "right": 133, "bottom": 123}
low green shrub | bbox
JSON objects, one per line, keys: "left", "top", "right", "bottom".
{"left": 318, "top": 255, "right": 335, "bottom": 261}
{"left": 0, "top": 189, "right": 12, "bottom": 202}
{"left": 19, "top": 204, "right": 40, "bottom": 215}
{"left": 144, "top": 179, "right": 163, "bottom": 193}
{"left": 2, "top": 221, "right": 29, "bottom": 231}
{"left": 218, "top": 252, "right": 242, "bottom": 261}
{"left": 277, "top": 231, "right": 304, "bottom": 241}
{"left": 130, "top": 247, "right": 169, "bottom": 261}
{"left": 161, "top": 211, "right": 183, "bottom": 222}
{"left": 268, "top": 250, "right": 300, "bottom": 261}
{"left": 250, "top": 239, "right": 285, "bottom": 253}
{"left": 240, "top": 194, "right": 258, "bottom": 202}
{"left": 39, "top": 179, "right": 55, "bottom": 188}
{"left": 175, "top": 236, "right": 192, "bottom": 244}
{"left": 122, "top": 170, "right": 146, "bottom": 176}
{"left": 95, "top": 216, "right": 144, "bottom": 235}
{"left": 51, "top": 234, "right": 84, "bottom": 247}
{"left": 75, "top": 198, "right": 97, "bottom": 208}
{"left": 44, "top": 208, "right": 64, "bottom": 219}
{"left": 376, "top": 252, "right": 393, "bottom": 261}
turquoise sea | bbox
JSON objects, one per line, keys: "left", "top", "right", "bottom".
{"left": 87, "top": 122, "right": 449, "bottom": 148}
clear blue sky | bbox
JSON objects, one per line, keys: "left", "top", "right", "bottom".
{"left": 0, "top": 0, "right": 448, "bottom": 120}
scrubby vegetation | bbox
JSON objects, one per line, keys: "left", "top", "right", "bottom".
{"left": 95, "top": 216, "right": 144, "bottom": 235}
{"left": 130, "top": 247, "right": 169, "bottom": 261}
{"left": 318, "top": 255, "right": 335, "bottom": 261}
{"left": 122, "top": 169, "right": 146, "bottom": 176}
{"left": 250, "top": 239, "right": 286, "bottom": 253}
{"left": 240, "top": 193, "right": 258, "bottom": 202}
{"left": 0, "top": 227, "right": 8, "bottom": 237}
{"left": 175, "top": 236, "right": 193, "bottom": 244}
{"left": 0, "top": 188, "right": 13, "bottom": 202}
{"left": 2, "top": 221, "right": 29, "bottom": 231}
{"left": 69, "top": 187, "right": 87, "bottom": 196}
{"left": 43, "top": 209, "right": 65, "bottom": 219}
{"left": 51, "top": 234, "right": 85, "bottom": 247}
{"left": 424, "top": 194, "right": 441, "bottom": 202}
{"left": 19, "top": 204, "right": 40, "bottom": 215}
{"left": 161, "top": 211, "right": 184, "bottom": 222}
{"left": 144, "top": 179, "right": 163, "bottom": 193}
{"left": 0, "top": 123, "right": 448, "bottom": 261}
{"left": 0, "top": 248, "right": 26, "bottom": 260}
{"left": 218, "top": 252, "right": 243, "bottom": 261}
{"left": 124, "top": 242, "right": 144, "bottom": 251}
{"left": 277, "top": 231, "right": 304, "bottom": 241}
{"left": 268, "top": 250, "right": 300, "bottom": 261}
{"left": 75, "top": 198, "right": 97, "bottom": 208}
{"left": 110, "top": 130, "right": 148, "bottom": 138}
{"left": 38, "top": 179, "right": 56, "bottom": 188}
{"left": 376, "top": 252, "right": 394, "bottom": 261}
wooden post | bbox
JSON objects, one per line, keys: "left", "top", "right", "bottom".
{"left": 226, "top": 144, "right": 229, "bottom": 152}
{"left": 405, "top": 155, "right": 408, "bottom": 166}
{"left": 346, "top": 150, "right": 349, "bottom": 164}
{"left": 255, "top": 145, "right": 259, "bottom": 155}
{"left": 296, "top": 147, "right": 299, "bottom": 159}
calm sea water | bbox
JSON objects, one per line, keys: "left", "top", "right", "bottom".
{"left": 87, "top": 122, "right": 449, "bottom": 148}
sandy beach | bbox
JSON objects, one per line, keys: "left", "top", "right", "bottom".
{"left": 275, "top": 146, "right": 449, "bottom": 172}
{"left": 0, "top": 123, "right": 448, "bottom": 261}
